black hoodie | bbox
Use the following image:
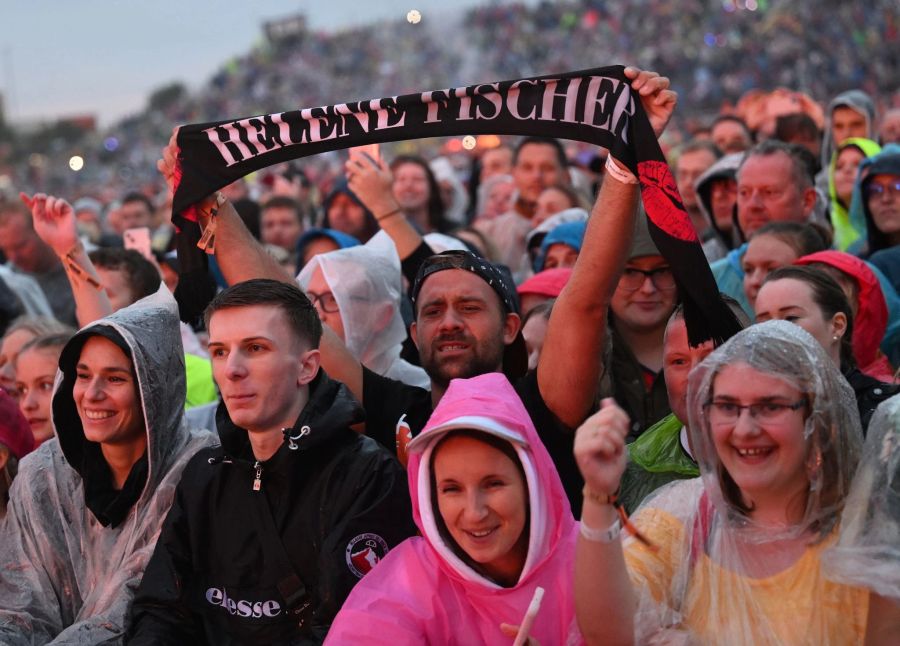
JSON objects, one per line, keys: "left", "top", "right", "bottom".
{"left": 128, "top": 370, "right": 416, "bottom": 645}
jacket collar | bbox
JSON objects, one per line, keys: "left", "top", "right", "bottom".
{"left": 215, "top": 369, "right": 365, "bottom": 462}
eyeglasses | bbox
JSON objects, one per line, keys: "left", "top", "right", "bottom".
{"left": 306, "top": 291, "right": 339, "bottom": 314}
{"left": 704, "top": 399, "right": 807, "bottom": 424}
{"left": 865, "top": 180, "right": 900, "bottom": 200}
{"left": 618, "top": 267, "right": 676, "bottom": 291}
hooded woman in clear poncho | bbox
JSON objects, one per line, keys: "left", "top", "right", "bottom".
{"left": 825, "top": 393, "right": 900, "bottom": 643}
{"left": 0, "top": 287, "right": 215, "bottom": 644}
{"left": 297, "top": 232, "right": 429, "bottom": 389}
{"left": 574, "top": 320, "right": 867, "bottom": 645}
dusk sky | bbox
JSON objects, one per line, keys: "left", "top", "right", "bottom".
{"left": 0, "top": 1, "right": 511, "bottom": 127}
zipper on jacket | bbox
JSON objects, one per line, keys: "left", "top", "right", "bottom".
{"left": 252, "top": 460, "right": 262, "bottom": 491}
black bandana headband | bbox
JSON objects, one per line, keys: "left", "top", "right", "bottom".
{"left": 171, "top": 64, "right": 741, "bottom": 346}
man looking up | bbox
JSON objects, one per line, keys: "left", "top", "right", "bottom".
{"left": 129, "top": 280, "right": 415, "bottom": 643}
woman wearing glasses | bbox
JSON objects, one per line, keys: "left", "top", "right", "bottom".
{"left": 849, "top": 144, "right": 900, "bottom": 258}
{"left": 573, "top": 320, "right": 866, "bottom": 645}
{"left": 608, "top": 211, "right": 679, "bottom": 443}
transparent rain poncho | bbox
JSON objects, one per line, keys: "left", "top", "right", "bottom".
{"left": 0, "top": 286, "right": 215, "bottom": 644}
{"left": 297, "top": 233, "right": 430, "bottom": 389}
{"left": 623, "top": 320, "right": 867, "bottom": 645}
{"left": 825, "top": 393, "right": 900, "bottom": 601}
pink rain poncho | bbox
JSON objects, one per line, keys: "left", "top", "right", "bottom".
{"left": 326, "top": 372, "right": 582, "bottom": 645}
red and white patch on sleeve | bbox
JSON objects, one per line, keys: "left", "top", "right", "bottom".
{"left": 345, "top": 533, "right": 390, "bottom": 578}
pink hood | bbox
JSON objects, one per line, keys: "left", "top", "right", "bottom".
{"left": 326, "top": 373, "right": 581, "bottom": 644}
{"left": 795, "top": 251, "right": 893, "bottom": 380}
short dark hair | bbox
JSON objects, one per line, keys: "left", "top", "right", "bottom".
{"left": 121, "top": 192, "right": 155, "bottom": 214}
{"left": 711, "top": 114, "right": 753, "bottom": 139}
{"left": 749, "top": 222, "right": 831, "bottom": 256}
{"left": 204, "top": 279, "right": 322, "bottom": 349}
{"left": 513, "top": 137, "right": 568, "bottom": 170}
{"left": 739, "top": 140, "right": 814, "bottom": 189}
{"left": 88, "top": 248, "right": 160, "bottom": 303}
{"left": 773, "top": 112, "right": 821, "bottom": 144}
{"left": 678, "top": 139, "right": 723, "bottom": 161}
{"left": 261, "top": 196, "right": 302, "bottom": 222}
{"left": 762, "top": 265, "right": 855, "bottom": 369}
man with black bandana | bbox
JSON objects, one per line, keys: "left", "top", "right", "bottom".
{"left": 0, "top": 286, "right": 214, "bottom": 643}
{"left": 153, "top": 68, "right": 678, "bottom": 515}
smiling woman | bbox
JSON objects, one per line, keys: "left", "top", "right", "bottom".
{"left": 326, "top": 372, "right": 583, "bottom": 644}
{"left": 573, "top": 321, "right": 867, "bottom": 645}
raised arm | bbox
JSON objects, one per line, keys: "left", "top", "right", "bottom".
{"left": 537, "top": 67, "right": 677, "bottom": 428}
{"left": 573, "top": 399, "right": 636, "bottom": 646}
{"left": 20, "top": 192, "right": 113, "bottom": 326}
{"left": 344, "top": 153, "right": 425, "bottom": 261}
{"left": 158, "top": 129, "right": 291, "bottom": 286}
{"left": 159, "top": 130, "right": 366, "bottom": 400}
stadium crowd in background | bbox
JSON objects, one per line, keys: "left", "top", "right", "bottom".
{"left": 1, "top": 1, "right": 900, "bottom": 643}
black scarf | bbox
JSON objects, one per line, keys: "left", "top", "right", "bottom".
{"left": 172, "top": 64, "right": 740, "bottom": 346}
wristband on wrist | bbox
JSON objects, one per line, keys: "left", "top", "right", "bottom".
{"left": 376, "top": 207, "right": 401, "bottom": 222}
{"left": 579, "top": 515, "right": 622, "bottom": 543}
{"left": 605, "top": 155, "right": 638, "bottom": 185}
{"left": 582, "top": 485, "right": 658, "bottom": 551}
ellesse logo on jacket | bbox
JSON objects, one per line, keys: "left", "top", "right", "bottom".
{"left": 205, "top": 587, "right": 282, "bottom": 619}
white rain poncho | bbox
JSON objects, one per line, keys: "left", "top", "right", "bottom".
{"left": 0, "top": 286, "right": 215, "bottom": 644}
{"left": 623, "top": 320, "right": 867, "bottom": 645}
{"left": 825, "top": 393, "right": 900, "bottom": 601}
{"left": 297, "top": 233, "right": 430, "bottom": 389}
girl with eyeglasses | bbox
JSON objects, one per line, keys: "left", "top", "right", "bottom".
{"left": 572, "top": 320, "right": 866, "bottom": 645}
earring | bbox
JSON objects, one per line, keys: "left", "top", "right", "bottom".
{"left": 832, "top": 335, "right": 839, "bottom": 341}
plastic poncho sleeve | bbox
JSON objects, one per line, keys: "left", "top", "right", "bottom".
{"left": 0, "top": 477, "right": 66, "bottom": 644}
{"left": 826, "top": 394, "right": 900, "bottom": 600}
{"left": 0, "top": 458, "right": 162, "bottom": 645}
{"left": 127, "top": 471, "right": 206, "bottom": 645}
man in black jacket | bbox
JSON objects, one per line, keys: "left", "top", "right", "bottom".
{"left": 128, "top": 279, "right": 416, "bottom": 644}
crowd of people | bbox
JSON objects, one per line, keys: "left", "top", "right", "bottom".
{"left": 0, "top": 7, "right": 899, "bottom": 645}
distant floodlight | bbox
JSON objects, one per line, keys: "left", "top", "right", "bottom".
{"left": 407, "top": 9, "right": 422, "bottom": 24}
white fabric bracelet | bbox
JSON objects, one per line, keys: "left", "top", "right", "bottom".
{"left": 579, "top": 516, "right": 622, "bottom": 543}
{"left": 605, "top": 155, "right": 638, "bottom": 185}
